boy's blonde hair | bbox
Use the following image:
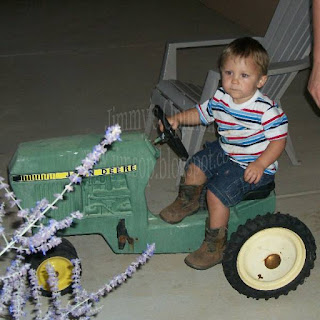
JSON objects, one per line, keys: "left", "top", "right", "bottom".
{"left": 219, "top": 37, "right": 269, "bottom": 76}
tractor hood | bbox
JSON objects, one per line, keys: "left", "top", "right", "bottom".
{"left": 9, "top": 132, "right": 159, "bottom": 178}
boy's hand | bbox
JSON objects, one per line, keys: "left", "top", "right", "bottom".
{"left": 244, "top": 161, "right": 265, "bottom": 184}
{"left": 244, "top": 139, "right": 286, "bottom": 184}
{"left": 159, "top": 115, "right": 180, "bottom": 132}
{"left": 158, "top": 108, "right": 201, "bottom": 132}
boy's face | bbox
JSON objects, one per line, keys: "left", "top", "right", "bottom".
{"left": 221, "top": 55, "right": 267, "bottom": 104}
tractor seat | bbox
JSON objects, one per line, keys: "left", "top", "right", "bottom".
{"left": 242, "top": 181, "right": 275, "bottom": 201}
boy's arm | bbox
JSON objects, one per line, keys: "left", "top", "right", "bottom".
{"left": 244, "top": 138, "right": 287, "bottom": 184}
{"left": 159, "top": 107, "right": 201, "bottom": 131}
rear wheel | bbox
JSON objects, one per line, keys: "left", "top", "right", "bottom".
{"left": 29, "top": 238, "right": 79, "bottom": 296}
{"left": 222, "top": 213, "right": 316, "bottom": 299}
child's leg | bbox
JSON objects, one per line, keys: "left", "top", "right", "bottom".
{"left": 184, "top": 162, "right": 207, "bottom": 185}
{"left": 206, "top": 190, "right": 230, "bottom": 229}
{"left": 184, "top": 189, "right": 228, "bottom": 270}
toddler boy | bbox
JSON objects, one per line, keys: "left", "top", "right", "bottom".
{"left": 159, "top": 37, "right": 288, "bottom": 270}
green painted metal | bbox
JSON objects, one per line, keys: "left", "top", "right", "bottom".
{"left": 9, "top": 132, "right": 275, "bottom": 254}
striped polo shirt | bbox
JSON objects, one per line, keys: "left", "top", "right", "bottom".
{"left": 196, "top": 88, "right": 288, "bottom": 174}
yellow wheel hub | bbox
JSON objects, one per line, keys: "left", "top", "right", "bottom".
{"left": 36, "top": 256, "right": 74, "bottom": 292}
{"left": 237, "top": 227, "right": 306, "bottom": 291}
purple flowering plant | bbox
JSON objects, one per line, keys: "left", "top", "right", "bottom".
{"left": 0, "top": 124, "right": 155, "bottom": 319}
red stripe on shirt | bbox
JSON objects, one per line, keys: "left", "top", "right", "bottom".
{"left": 262, "top": 112, "right": 285, "bottom": 126}
{"left": 227, "top": 130, "right": 264, "bottom": 140}
{"left": 213, "top": 97, "right": 230, "bottom": 108}
{"left": 268, "top": 133, "right": 288, "bottom": 140}
{"left": 215, "top": 119, "right": 238, "bottom": 126}
{"left": 228, "top": 151, "right": 263, "bottom": 156}
{"left": 198, "top": 104, "right": 208, "bottom": 120}
{"left": 242, "top": 108, "right": 264, "bottom": 114}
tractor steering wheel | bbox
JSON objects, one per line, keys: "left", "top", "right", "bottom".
{"left": 153, "top": 105, "right": 189, "bottom": 161}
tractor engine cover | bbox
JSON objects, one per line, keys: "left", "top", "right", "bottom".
{"left": 9, "top": 132, "right": 159, "bottom": 252}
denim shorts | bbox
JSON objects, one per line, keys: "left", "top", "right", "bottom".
{"left": 188, "top": 140, "right": 275, "bottom": 207}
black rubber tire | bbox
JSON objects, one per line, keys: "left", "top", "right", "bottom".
{"left": 28, "top": 238, "right": 79, "bottom": 296}
{"left": 222, "top": 213, "right": 316, "bottom": 300}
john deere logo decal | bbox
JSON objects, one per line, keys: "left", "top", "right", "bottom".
{"left": 12, "top": 164, "right": 137, "bottom": 182}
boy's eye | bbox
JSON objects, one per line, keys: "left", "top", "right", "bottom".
{"left": 224, "top": 70, "right": 232, "bottom": 75}
{"left": 241, "top": 73, "right": 249, "bottom": 78}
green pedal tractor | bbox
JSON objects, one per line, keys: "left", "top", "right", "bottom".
{"left": 8, "top": 106, "right": 316, "bottom": 299}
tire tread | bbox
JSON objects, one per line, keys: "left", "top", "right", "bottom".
{"left": 223, "top": 213, "right": 316, "bottom": 300}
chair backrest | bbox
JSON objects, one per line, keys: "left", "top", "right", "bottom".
{"left": 260, "top": 0, "right": 312, "bottom": 99}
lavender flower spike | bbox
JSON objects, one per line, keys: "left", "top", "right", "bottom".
{"left": 0, "top": 181, "right": 9, "bottom": 190}
{"left": 0, "top": 202, "right": 5, "bottom": 215}
{"left": 63, "top": 243, "right": 155, "bottom": 319}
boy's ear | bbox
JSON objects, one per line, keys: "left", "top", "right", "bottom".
{"left": 257, "top": 75, "right": 268, "bottom": 88}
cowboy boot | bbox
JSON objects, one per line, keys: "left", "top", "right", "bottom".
{"left": 159, "top": 182, "right": 204, "bottom": 224}
{"left": 184, "top": 222, "right": 227, "bottom": 270}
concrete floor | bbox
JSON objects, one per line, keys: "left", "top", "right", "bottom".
{"left": 0, "top": 1, "right": 319, "bottom": 319}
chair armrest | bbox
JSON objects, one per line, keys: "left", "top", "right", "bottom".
{"left": 160, "top": 37, "right": 240, "bottom": 81}
{"left": 267, "top": 56, "right": 310, "bottom": 76}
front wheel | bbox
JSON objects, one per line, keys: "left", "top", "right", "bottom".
{"left": 28, "top": 238, "right": 79, "bottom": 296}
{"left": 222, "top": 213, "right": 316, "bottom": 300}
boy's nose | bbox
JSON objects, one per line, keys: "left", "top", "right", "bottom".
{"left": 231, "top": 76, "right": 239, "bottom": 84}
